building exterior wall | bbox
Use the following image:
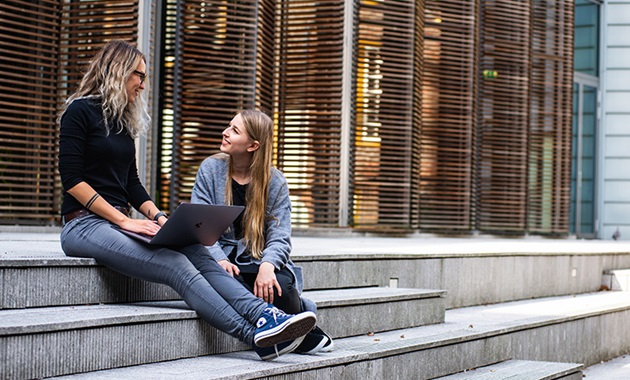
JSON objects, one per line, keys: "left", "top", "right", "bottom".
{"left": 0, "top": 0, "right": 577, "bottom": 237}
{"left": 601, "top": 1, "right": 630, "bottom": 239}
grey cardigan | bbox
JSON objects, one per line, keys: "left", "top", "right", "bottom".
{"left": 191, "top": 154, "right": 311, "bottom": 306}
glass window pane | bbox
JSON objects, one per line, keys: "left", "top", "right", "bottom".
{"left": 574, "top": 0, "right": 600, "bottom": 76}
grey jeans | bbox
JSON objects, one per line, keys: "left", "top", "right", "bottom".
{"left": 60, "top": 214, "right": 267, "bottom": 346}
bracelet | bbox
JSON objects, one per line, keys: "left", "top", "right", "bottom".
{"left": 153, "top": 211, "right": 167, "bottom": 221}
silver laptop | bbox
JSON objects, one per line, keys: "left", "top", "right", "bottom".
{"left": 117, "top": 202, "right": 244, "bottom": 246}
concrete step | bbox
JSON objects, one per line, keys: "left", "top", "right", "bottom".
{"left": 1, "top": 255, "right": 179, "bottom": 309}
{"left": 0, "top": 287, "right": 445, "bottom": 379}
{"left": 45, "top": 291, "right": 630, "bottom": 380}
{"left": 5, "top": 234, "right": 630, "bottom": 309}
{"left": 583, "top": 353, "right": 630, "bottom": 379}
{"left": 294, "top": 240, "right": 630, "bottom": 309}
{"left": 435, "top": 360, "right": 583, "bottom": 380}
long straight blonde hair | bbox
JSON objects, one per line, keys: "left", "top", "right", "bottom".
{"left": 225, "top": 109, "right": 274, "bottom": 259}
{"left": 58, "top": 39, "right": 150, "bottom": 138}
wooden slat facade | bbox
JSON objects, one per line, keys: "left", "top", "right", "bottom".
{"left": 274, "top": 0, "right": 346, "bottom": 227}
{"left": 0, "top": 0, "right": 138, "bottom": 223}
{"left": 0, "top": 0, "right": 60, "bottom": 223}
{"left": 158, "top": 0, "right": 275, "bottom": 209}
{"left": 419, "top": 0, "right": 477, "bottom": 230}
{"left": 476, "top": 0, "right": 532, "bottom": 231}
{"left": 352, "top": 0, "right": 419, "bottom": 230}
{"left": 527, "top": 0, "right": 574, "bottom": 233}
{"left": 1, "top": 0, "right": 575, "bottom": 236}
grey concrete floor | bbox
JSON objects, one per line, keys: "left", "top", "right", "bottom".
{"left": 583, "top": 354, "right": 630, "bottom": 379}
{"left": 4, "top": 231, "right": 630, "bottom": 258}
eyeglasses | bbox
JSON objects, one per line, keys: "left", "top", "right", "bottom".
{"left": 133, "top": 70, "right": 147, "bottom": 84}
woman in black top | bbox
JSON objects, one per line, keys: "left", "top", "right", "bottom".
{"left": 58, "top": 40, "right": 316, "bottom": 360}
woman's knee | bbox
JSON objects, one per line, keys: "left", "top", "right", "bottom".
{"left": 181, "top": 247, "right": 223, "bottom": 275}
{"left": 161, "top": 254, "right": 204, "bottom": 283}
{"left": 274, "top": 291, "right": 301, "bottom": 314}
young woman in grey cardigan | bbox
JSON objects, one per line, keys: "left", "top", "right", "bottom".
{"left": 191, "top": 109, "right": 333, "bottom": 359}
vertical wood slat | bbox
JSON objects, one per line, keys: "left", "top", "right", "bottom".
{"left": 256, "top": 0, "right": 276, "bottom": 114}
{"left": 275, "top": 1, "right": 346, "bottom": 227}
{"left": 157, "top": 0, "right": 179, "bottom": 209}
{"left": 419, "top": 0, "right": 477, "bottom": 230}
{"left": 410, "top": 0, "right": 425, "bottom": 229}
{"left": 476, "top": 0, "right": 531, "bottom": 231}
{"left": 0, "top": 1, "right": 60, "bottom": 223}
{"left": 527, "top": 0, "right": 574, "bottom": 233}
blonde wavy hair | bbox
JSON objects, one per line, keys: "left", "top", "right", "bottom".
{"left": 225, "top": 109, "right": 274, "bottom": 259}
{"left": 59, "top": 39, "right": 150, "bottom": 138}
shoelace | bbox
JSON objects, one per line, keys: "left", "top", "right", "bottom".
{"left": 267, "top": 307, "right": 287, "bottom": 323}
{"left": 267, "top": 307, "right": 288, "bottom": 358}
{"left": 273, "top": 344, "right": 279, "bottom": 358}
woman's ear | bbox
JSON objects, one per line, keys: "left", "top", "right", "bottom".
{"left": 247, "top": 140, "right": 260, "bottom": 152}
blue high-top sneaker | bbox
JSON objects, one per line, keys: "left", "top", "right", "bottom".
{"left": 254, "top": 335, "right": 305, "bottom": 361}
{"left": 253, "top": 305, "right": 316, "bottom": 348}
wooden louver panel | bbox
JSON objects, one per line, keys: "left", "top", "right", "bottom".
{"left": 255, "top": 0, "right": 276, "bottom": 115}
{"left": 410, "top": 0, "right": 424, "bottom": 230}
{"left": 419, "top": 0, "right": 477, "bottom": 230}
{"left": 527, "top": 0, "right": 574, "bottom": 233}
{"left": 0, "top": 1, "right": 60, "bottom": 223}
{"left": 352, "top": 0, "right": 418, "bottom": 229}
{"left": 476, "top": 0, "right": 531, "bottom": 231}
{"left": 157, "top": 0, "right": 179, "bottom": 209}
{"left": 169, "top": 0, "right": 265, "bottom": 205}
{"left": 0, "top": 0, "right": 139, "bottom": 224}
{"left": 275, "top": 1, "right": 346, "bottom": 227}
{"left": 57, "top": 0, "right": 139, "bottom": 215}
{"left": 58, "top": 1, "right": 140, "bottom": 95}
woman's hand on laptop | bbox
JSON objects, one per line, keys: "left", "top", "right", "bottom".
{"left": 119, "top": 218, "right": 161, "bottom": 236}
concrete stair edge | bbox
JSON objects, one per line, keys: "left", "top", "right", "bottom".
{"left": 434, "top": 359, "right": 583, "bottom": 380}
{"left": 45, "top": 291, "right": 630, "bottom": 380}
{"left": 305, "top": 287, "right": 446, "bottom": 307}
{"left": 5, "top": 249, "right": 630, "bottom": 311}
{"left": 0, "top": 288, "right": 444, "bottom": 336}
{"left": 0, "top": 287, "right": 446, "bottom": 379}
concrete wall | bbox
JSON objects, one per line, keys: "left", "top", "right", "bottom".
{"left": 297, "top": 252, "right": 630, "bottom": 309}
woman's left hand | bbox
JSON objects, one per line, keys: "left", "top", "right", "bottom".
{"left": 254, "top": 262, "right": 281, "bottom": 304}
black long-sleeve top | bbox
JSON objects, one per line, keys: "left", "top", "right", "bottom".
{"left": 58, "top": 96, "right": 151, "bottom": 215}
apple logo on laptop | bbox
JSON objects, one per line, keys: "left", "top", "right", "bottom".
{"left": 195, "top": 221, "right": 203, "bottom": 229}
